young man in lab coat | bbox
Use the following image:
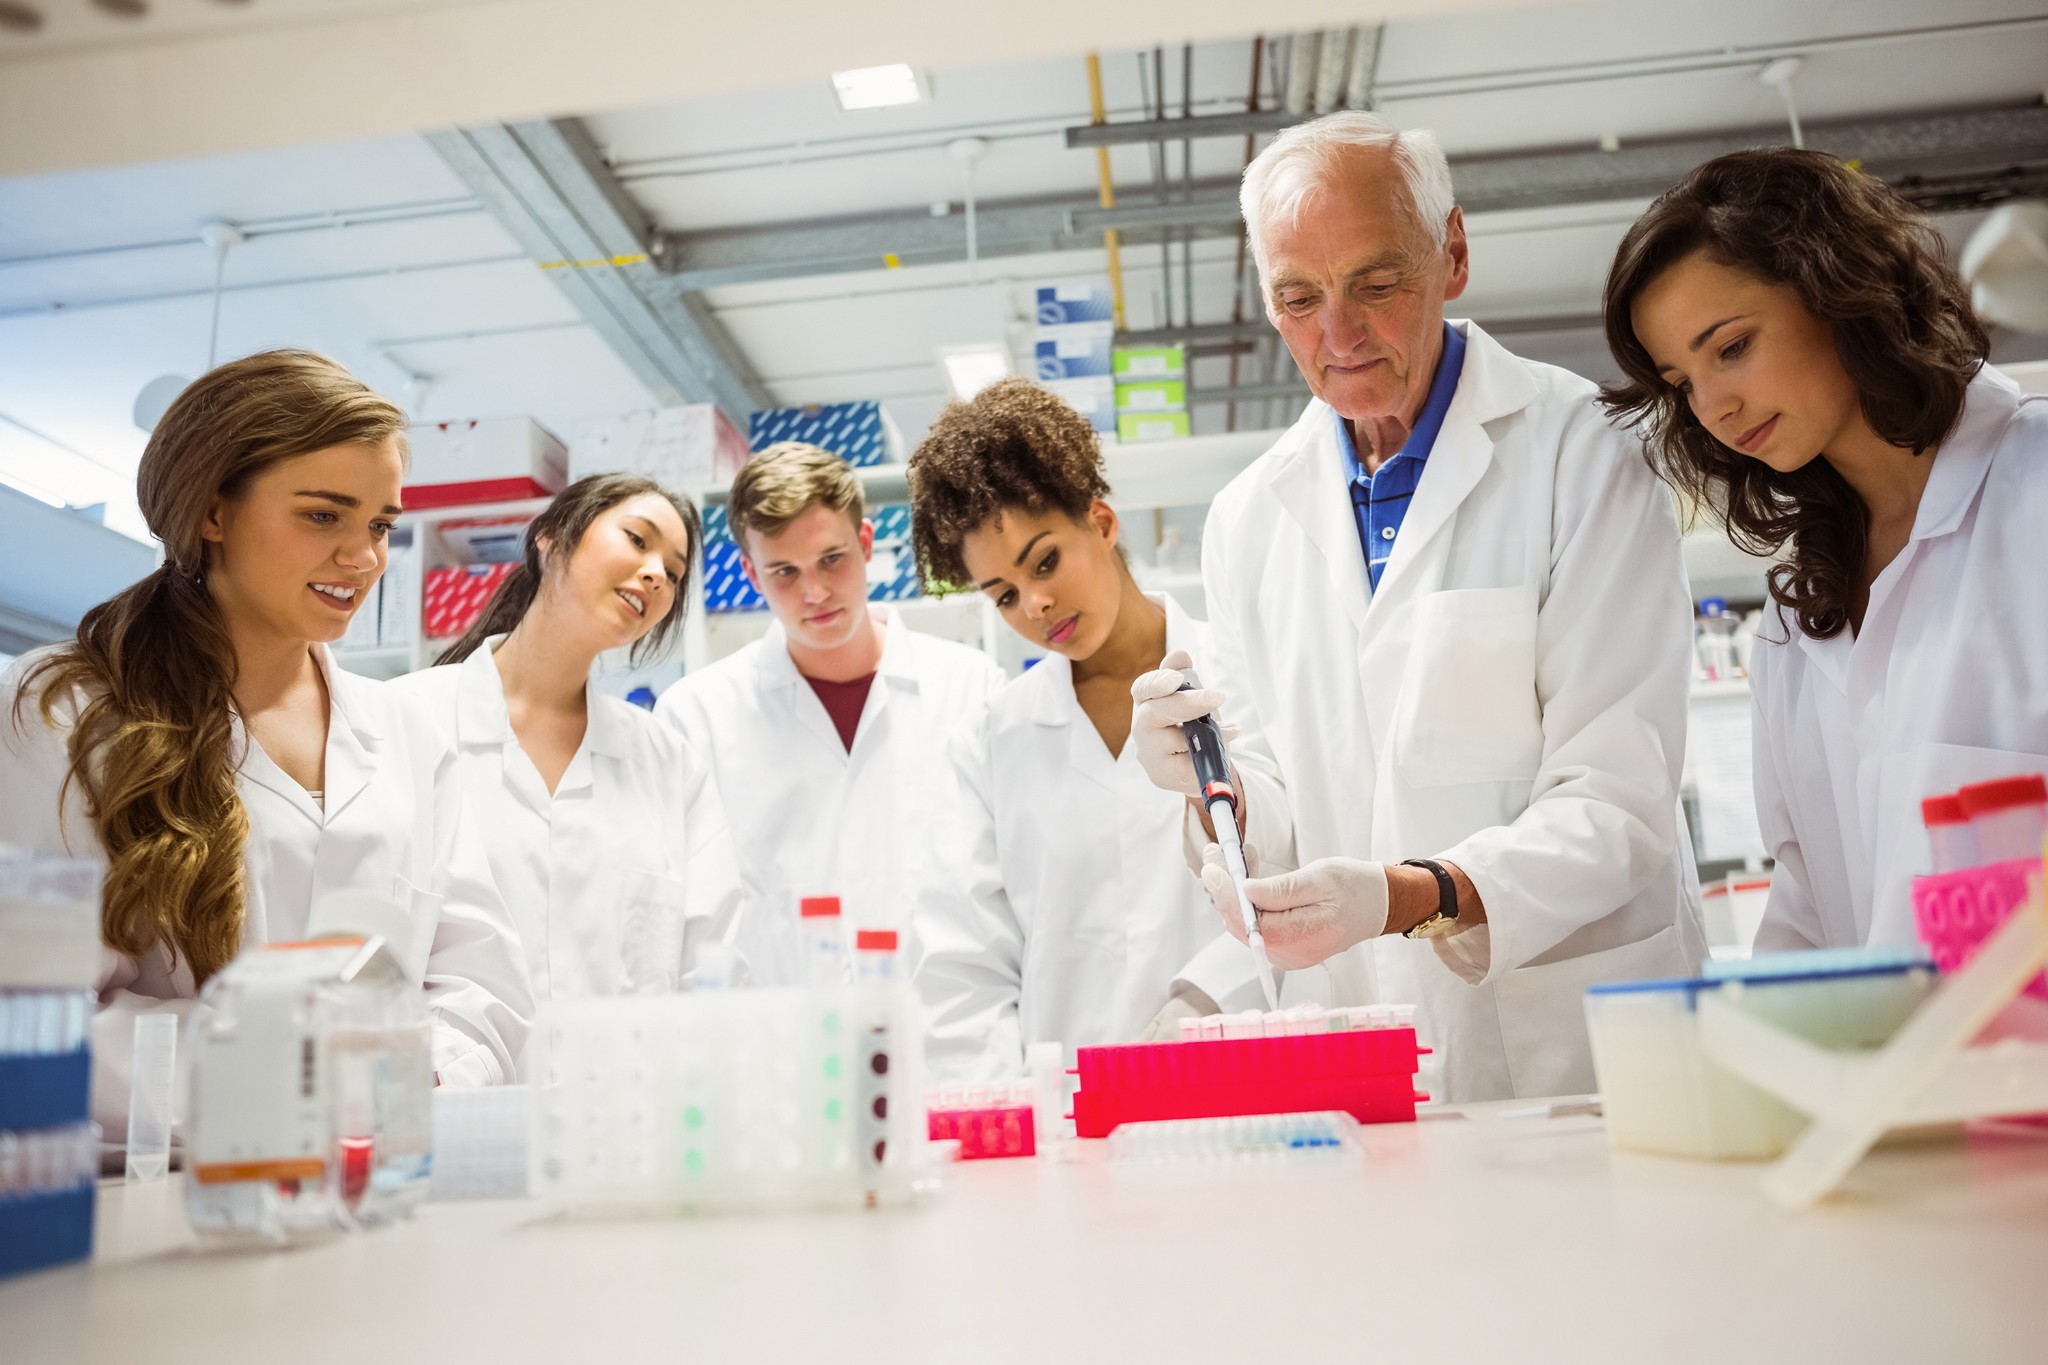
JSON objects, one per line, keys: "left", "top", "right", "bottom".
{"left": 655, "top": 442, "right": 1004, "bottom": 981}
{"left": 1131, "top": 112, "right": 1706, "bottom": 1103}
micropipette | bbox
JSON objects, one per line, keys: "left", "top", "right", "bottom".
{"left": 1176, "top": 670, "right": 1280, "bottom": 1009}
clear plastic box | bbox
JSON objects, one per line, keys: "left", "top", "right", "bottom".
{"left": 183, "top": 893, "right": 434, "bottom": 1245}
{"left": 1584, "top": 950, "right": 1933, "bottom": 1161}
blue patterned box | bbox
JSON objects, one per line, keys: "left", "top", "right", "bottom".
{"left": 701, "top": 503, "right": 922, "bottom": 613}
{"left": 1033, "top": 334, "right": 1113, "bottom": 382}
{"left": 747, "top": 402, "right": 901, "bottom": 468}
{"left": 1033, "top": 281, "right": 1116, "bottom": 329}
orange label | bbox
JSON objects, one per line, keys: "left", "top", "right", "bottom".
{"left": 192, "top": 1157, "right": 327, "bottom": 1186}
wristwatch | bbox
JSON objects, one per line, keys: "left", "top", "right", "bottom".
{"left": 1400, "top": 859, "right": 1461, "bottom": 940}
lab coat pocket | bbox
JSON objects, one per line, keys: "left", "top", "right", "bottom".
{"left": 1492, "top": 925, "right": 1686, "bottom": 1100}
{"left": 388, "top": 874, "right": 446, "bottom": 983}
{"left": 1392, "top": 585, "right": 1543, "bottom": 787}
{"left": 617, "top": 866, "right": 689, "bottom": 993}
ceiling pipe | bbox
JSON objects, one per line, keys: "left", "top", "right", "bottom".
{"left": 1083, "top": 52, "right": 1128, "bottom": 332}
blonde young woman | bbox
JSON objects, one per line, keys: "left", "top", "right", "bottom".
{"left": 391, "top": 475, "right": 739, "bottom": 1007}
{"left": 1, "top": 350, "right": 531, "bottom": 1133}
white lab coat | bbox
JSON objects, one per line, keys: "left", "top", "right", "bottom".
{"left": 388, "top": 638, "right": 741, "bottom": 1015}
{"left": 655, "top": 605, "right": 1004, "bottom": 982}
{"left": 1751, "top": 365, "right": 2048, "bottom": 952}
{"left": 0, "top": 644, "right": 533, "bottom": 1136}
{"left": 916, "top": 594, "right": 1247, "bottom": 1079}
{"left": 1187, "top": 319, "right": 1705, "bottom": 1102}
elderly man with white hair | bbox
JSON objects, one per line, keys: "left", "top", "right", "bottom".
{"left": 1131, "top": 112, "right": 1706, "bottom": 1102}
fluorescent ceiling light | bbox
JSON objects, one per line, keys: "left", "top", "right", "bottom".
{"left": 831, "top": 64, "right": 926, "bottom": 111}
{"left": 936, "top": 344, "right": 1012, "bottom": 401}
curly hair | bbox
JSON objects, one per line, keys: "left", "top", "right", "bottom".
{"left": 14, "top": 350, "right": 408, "bottom": 985}
{"left": 1599, "top": 148, "right": 1987, "bottom": 640}
{"left": 907, "top": 378, "right": 1111, "bottom": 590}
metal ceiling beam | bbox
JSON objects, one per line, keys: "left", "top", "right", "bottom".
{"left": 426, "top": 118, "right": 768, "bottom": 425}
{"left": 660, "top": 104, "right": 2048, "bottom": 293}
{"left": 1066, "top": 109, "right": 1301, "bottom": 148}
{"left": 1119, "top": 311, "right": 1603, "bottom": 349}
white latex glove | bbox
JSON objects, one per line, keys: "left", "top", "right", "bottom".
{"left": 1141, "top": 983, "right": 1221, "bottom": 1041}
{"left": 1201, "top": 850, "right": 1389, "bottom": 972}
{"left": 1129, "top": 649, "right": 1237, "bottom": 798}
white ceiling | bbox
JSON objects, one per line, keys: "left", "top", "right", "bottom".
{"left": 1, "top": 0, "right": 2045, "bottom": 542}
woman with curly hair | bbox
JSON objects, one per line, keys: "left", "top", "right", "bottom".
{"left": 1603, "top": 149, "right": 2048, "bottom": 952}
{"left": 2, "top": 351, "right": 532, "bottom": 1133}
{"left": 907, "top": 379, "right": 1253, "bottom": 1078}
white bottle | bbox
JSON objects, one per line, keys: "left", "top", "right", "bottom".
{"left": 1694, "top": 597, "right": 1740, "bottom": 682}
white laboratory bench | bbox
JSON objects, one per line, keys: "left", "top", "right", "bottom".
{"left": 6, "top": 1100, "right": 2046, "bottom": 1364}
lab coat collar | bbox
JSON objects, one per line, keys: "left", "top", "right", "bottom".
{"left": 1910, "top": 364, "right": 2018, "bottom": 544}
{"left": 458, "top": 632, "right": 633, "bottom": 761}
{"left": 1267, "top": 403, "right": 1374, "bottom": 634}
{"left": 1026, "top": 591, "right": 1194, "bottom": 728}
{"left": 1368, "top": 320, "right": 1537, "bottom": 607}
{"left": 757, "top": 604, "right": 912, "bottom": 692}
{"left": 234, "top": 645, "right": 380, "bottom": 823}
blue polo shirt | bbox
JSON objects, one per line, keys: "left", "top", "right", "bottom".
{"left": 1334, "top": 322, "right": 1466, "bottom": 592}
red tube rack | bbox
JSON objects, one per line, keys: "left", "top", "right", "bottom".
{"left": 1071, "top": 1028, "right": 1428, "bottom": 1138}
{"left": 927, "top": 1101, "right": 1036, "bottom": 1159}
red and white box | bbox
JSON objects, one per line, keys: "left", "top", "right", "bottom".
{"left": 422, "top": 563, "right": 517, "bottom": 640}
{"left": 405, "top": 418, "right": 567, "bottom": 510}
{"left": 568, "top": 404, "right": 751, "bottom": 490}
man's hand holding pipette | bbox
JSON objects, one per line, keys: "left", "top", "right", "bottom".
{"left": 1200, "top": 850, "right": 1390, "bottom": 971}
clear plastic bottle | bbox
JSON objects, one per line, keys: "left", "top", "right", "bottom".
{"left": 799, "top": 896, "right": 848, "bottom": 988}
{"left": 1695, "top": 597, "right": 1741, "bottom": 681}
{"left": 853, "top": 928, "right": 898, "bottom": 983}
{"left": 1956, "top": 775, "right": 2048, "bottom": 864}
{"left": 183, "top": 891, "right": 433, "bottom": 1246}
{"left": 1920, "top": 793, "right": 1979, "bottom": 874}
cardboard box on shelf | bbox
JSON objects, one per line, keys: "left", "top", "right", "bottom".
{"left": 568, "top": 404, "right": 751, "bottom": 490}
{"left": 1113, "top": 345, "right": 1186, "bottom": 380}
{"left": 748, "top": 401, "right": 902, "bottom": 468}
{"left": 1117, "top": 411, "right": 1193, "bottom": 443}
{"left": 422, "top": 563, "right": 517, "bottom": 641}
{"left": 405, "top": 418, "right": 566, "bottom": 509}
{"left": 1032, "top": 280, "right": 1116, "bottom": 331}
{"left": 434, "top": 515, "right": 531, "bottom": 566}
{"left": 1114, "top": 380, "right": 1188, "bottom": 413}
{"left": 1044, "top": 377, "right": 1116, "bottom": 434}
{"left": 1032, "top": 332, "right": 1113, "bottom": 382}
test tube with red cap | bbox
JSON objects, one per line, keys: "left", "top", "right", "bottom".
{"left": 854, "top": 928, "right": 899, "bottom": 983}
{"left": 1921, "top": 794, "right": 1978, "bottom": 874}
{"left": 799, "top": 896, "right": 847, "bottom": 987}
{"left": 1956, "top": 775, "right": 2048, "bottom": 864}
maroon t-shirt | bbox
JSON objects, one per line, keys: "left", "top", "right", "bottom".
{"left": 802, "top": 671, "right": 876, "bottom": 753}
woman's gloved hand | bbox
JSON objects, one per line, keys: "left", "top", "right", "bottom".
{"left": 1200, "top": 851, "right": 1389, "bottom": 971}
{"left": 1129, "top": 649, "right": 1237, "bottom": 798}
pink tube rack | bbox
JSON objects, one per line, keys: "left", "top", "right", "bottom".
{"left": 1070, "top": 1026, "right": 1428, "bottom": 1139}
{"left": 927, "top": 1091, "right": 1036, "bottom": 1159}
{"left": 1911, "top": 857, "right": 2048, "bottom": 1002}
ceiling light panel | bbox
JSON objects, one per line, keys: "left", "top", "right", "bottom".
{"left": 831, "top": 63, "right": 926, "bottom": 112}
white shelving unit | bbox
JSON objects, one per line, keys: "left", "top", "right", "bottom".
{"left": 333, "top": 495, "right": 552, "bottom": 681}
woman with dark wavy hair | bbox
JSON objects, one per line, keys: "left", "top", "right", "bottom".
{"left": 1602, "top": 148, "right": 2048, "bottom": 952}
{"left": 391, "top": 475, "right": 741, "bottom": 1000}
{"left": 1, "top": 351, "right": 532, "bottom": 1134}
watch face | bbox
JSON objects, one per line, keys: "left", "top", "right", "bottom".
{"left": 1405, "top": 913, "right": 1459, "bottom": 941}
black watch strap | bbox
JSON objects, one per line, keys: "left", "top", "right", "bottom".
{"left": 1400, "top": 858, "right": 1458, "bottom": 927}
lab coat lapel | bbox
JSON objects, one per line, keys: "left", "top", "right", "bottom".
{"left": 759, "top": 618, "right": 851, "bottom": 759}
{"left": 1267, "top": 411, "right": 1372, "bottom": 636}
{"left": 314, "top": 648, "right": 380, "bottom": 825}
{"left": 1027, "top": 653, "right": 1116, "bottom": 794}
{"left": 1367, "top": 321, "right": 1527, "bottom": 615}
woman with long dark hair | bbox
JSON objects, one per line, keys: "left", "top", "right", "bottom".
{"left": 391, "top": 476, "right": 737, "bottom": 1002}
{"left": 1602, "top": 149, "right": 2048, "bottom": 952}
{"left": 1, "top": 350, "right": 532, "bottom": 1131}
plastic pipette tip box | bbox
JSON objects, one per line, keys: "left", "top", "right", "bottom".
{"left": 1108, "top": 1110, "right": 1364, "bottom": 1166}
{"left": 1912, "top": 857, "right": 2048, "bottom": 1002}
{"left": 1070, "top": 1007, "right": 1428, "bottom": 1139}
{"left": 927, "top": 1084, "right": 1036, "bottom": 1159}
